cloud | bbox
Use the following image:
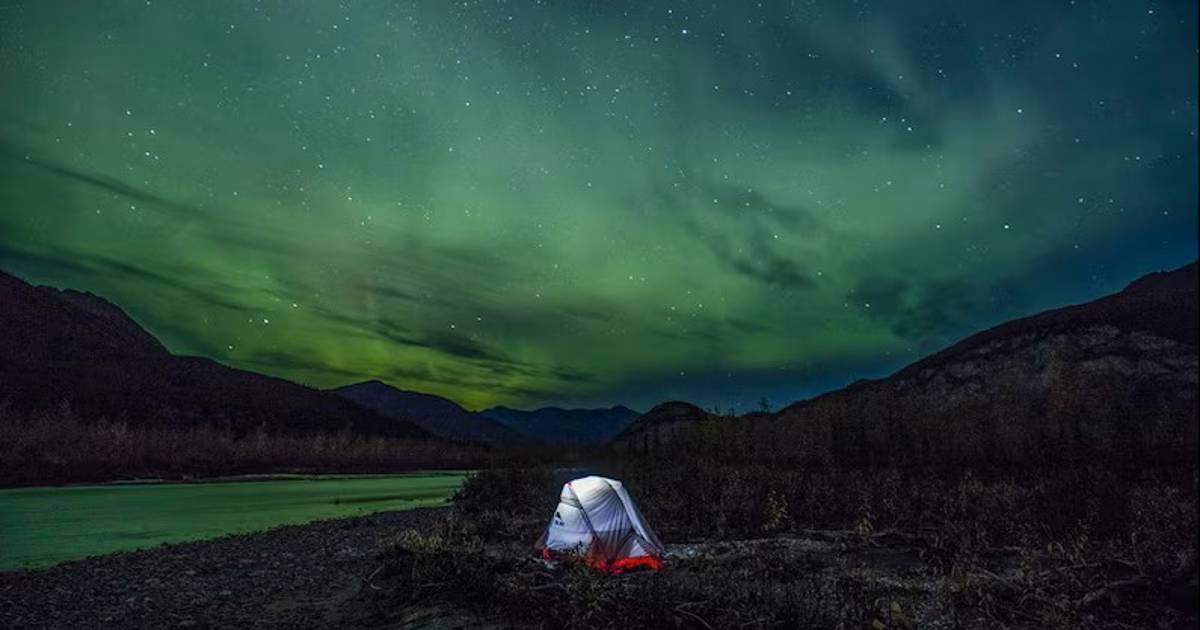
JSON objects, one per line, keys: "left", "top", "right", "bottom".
{"left": 238, "top": 349, "right": 372, "bottom": 381}
{"left": 727, "top": 317, "right": 773, "bottom": 335}
{"left": 0, "top": 243, "right": 253, "bottom": 314}
{"left": 0, "top": 141, "right": 203, "bottom": 220}
{"left": 293, "top": 299, "right": 598, "bottom": 392}
{"left": 644, "top": 180, "right": 823, "bottom": 291}
{"left": 849, "top": 272, "right": 1030, "bottom": 350}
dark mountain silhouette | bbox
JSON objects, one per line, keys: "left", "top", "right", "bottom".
{"left": 781, "top": 262, "right": 1197, "bottom": 413}
{"left": 768, "top": 262, "right": 1199, "bottom": 465}
{"left": 611, "top": 401, "right": 711, "bottom": 452}
{"left": 753, "top": 261, "right": 1195, "bottom": 465}
{"left": 0, "top": 269, "right": 431, "bottom": 439}
{"left": 619, "top": 262, "right": 1199, "bottom": 459}
{"left": 479, "top": 404, "right": 640, "bottom": 446}
{"left": 888, "top": 261, "right": 1198, "bottom": 382}
{"left": 334, "top": 380, "right": 526, "bottom": 445}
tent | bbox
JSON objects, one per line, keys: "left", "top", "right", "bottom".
{"left": 534, "top": 475, "right": 664, "bottom": 573}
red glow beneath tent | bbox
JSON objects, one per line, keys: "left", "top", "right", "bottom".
{"left": 606, "top": 555, "right": 662, "bottom": 574}
{"left": 538, "top": 548, "right": 663, "bottom": 574}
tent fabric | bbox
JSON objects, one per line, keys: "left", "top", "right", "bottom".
{"left": 535, "top": 476, "right": 664, "bottom": 573}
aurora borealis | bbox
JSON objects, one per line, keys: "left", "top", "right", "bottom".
{"left": 0, "top": 1, "right": 1196, "bottom": 411}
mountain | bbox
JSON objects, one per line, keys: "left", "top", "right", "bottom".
{"left": 618, "top": 262, "right": 1199, "bottom": 461}
{"left": 0, "top": 269, "right": 431, "bottom": 439}
{"left": 335, "top": 381, "right": 640, "bottom": 446}
{"left": 611, "top": 401, "right": 712, "bottom": 452}
{"left": 777, "top": 262, "right": 1199, "bottom": 463}
{"left": 479, "top": 404, "right": 640, "bottom": 446}
{"left": 334, "top": 380, "right": 526, "bottom": 445}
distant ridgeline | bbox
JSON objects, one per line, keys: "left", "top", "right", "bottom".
{"left": 616, "top": 263, "right": 1199, "bottom": 467}
{"left": 0, "top": 266, "right": 640, "bottom": 450}
{"left": 0, "top": 269, "right": 431, "bottom": 440}
{"left": 478, "top": 405, "right": 640, "bottom": 446}
{"left": 333, "top": 380, "right": 641, "bottom": 447}
{"left": 3, "top": 261, "right": 1196, "bottom": 467}
{"left": 333, "top": 380, "right": 528, "bottom": 446}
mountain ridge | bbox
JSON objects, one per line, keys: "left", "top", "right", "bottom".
{"left": 333, "top": 380, "right": 527, "bottom": 445}
{"left": 618, "top": 262, "right": 1199, "bottom": 457}
{"left": 0, "top": 269, "right": 432, "bottom": 440}
{"left": 611, "top": 401, "right": 711, "bottom": 451}
{"left": 479, "top": 404, "right": 641, "bottom": 446}
{"left": 780, "top": 261, "right": 1198, "bottom": 415}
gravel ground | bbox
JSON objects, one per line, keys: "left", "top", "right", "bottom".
{"left": 0, "top": 507, "right": 452, "bottom": 629}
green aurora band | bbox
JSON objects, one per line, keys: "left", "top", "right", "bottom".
{"left": 1, "top": 1, "right": 1196, "bottom": 410}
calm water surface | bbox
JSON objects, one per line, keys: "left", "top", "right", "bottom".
{"left": 0, "top": 472, "right": 469, "bottom": 570}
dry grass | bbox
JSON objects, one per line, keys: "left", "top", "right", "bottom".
{"left": 364, "top": 517, "right": 873, "bottom": 629}
{"left": 365, "top": 464, "right": 1197, "bottom": 628}
{"left": 618, "top": 461, "right": 1197, "bottom": 627}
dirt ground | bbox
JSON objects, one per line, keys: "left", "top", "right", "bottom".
{"left": 3, "top": 508, "right": 1185, "bottom": 629}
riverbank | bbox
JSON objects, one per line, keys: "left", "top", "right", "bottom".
{"left": 0, "top": 507, "right": 453, "bottom": 628}
{"left": 3, "top": 470, "right": 473, "bottom": 490}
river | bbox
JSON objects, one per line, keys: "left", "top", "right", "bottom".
{"left": 0, "top": 472, "right": 469, "bottom": 570}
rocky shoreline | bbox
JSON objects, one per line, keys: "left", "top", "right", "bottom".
{"left": 0, "top": 507, "right": 452, "bottom": 629}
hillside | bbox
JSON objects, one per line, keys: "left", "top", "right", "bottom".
{"left": 611, "top": 401, "right": 712, "bottom": 453}
{"left": 621, "top": 262, "right": 1199, "bottom": 463}
{"left": 334, "top": 381, "right": 526, "bottom": 445}
{"left": 771, "top": 262, "right": 1198, "bottom": 464}
{"left": 479, "top": 404, "right": 640, "bottom": 446}
{"left": 0, "top": 270, "right": 430, "bottom": 439}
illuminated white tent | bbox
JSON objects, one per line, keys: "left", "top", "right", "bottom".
{"left": 534, "top": 476, "right": 664, "bottom": 573}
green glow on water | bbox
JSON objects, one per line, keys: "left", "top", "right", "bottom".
{"left": 0, "top": 472, "right": 469, "bottom": 571}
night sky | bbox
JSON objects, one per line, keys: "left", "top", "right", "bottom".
{"left": 1, "top": 1, "right": 1196, "bottom": 412}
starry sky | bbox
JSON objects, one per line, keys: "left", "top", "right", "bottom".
{"left": 0, "top": 1, "right": 1196, "bottom": 412}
